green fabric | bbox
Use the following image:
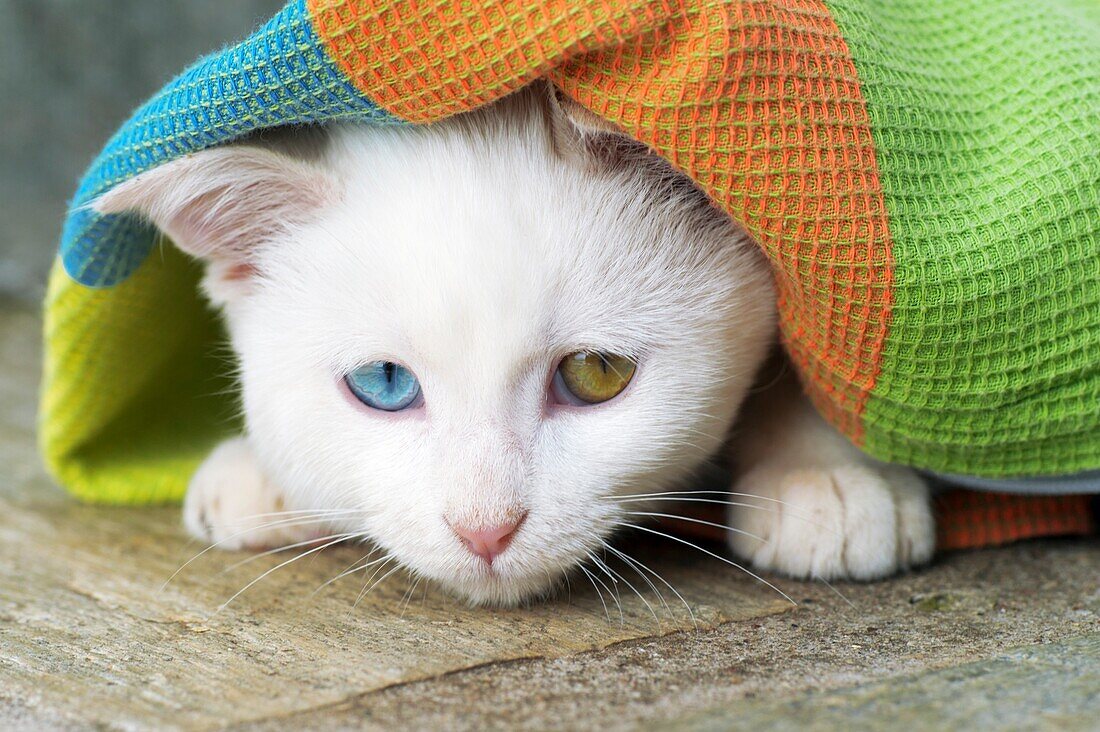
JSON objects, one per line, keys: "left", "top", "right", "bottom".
{"left": 830, "top": 0, "right": 1100, "bottom": 475}
{"left": 39, "top": 249, "right": 237, "bottom": 503}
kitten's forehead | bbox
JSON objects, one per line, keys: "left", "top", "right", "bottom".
{"left": 311, "top": 187, "right": 701, "bottom": 358}
{"left": 323, "top": 162, "right": 558, "bottom": 368}
{"left": 264, "top": 108, "right": 740, "bottom": 385}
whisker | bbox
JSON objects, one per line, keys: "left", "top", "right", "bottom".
{"left": 584, "top": 557, "right": 624, "bottom": 626}
{"left": 746, "top": 360, "right": 790, "bottom": 394}
{"left": 231, "top": 508, "right": 368, "bottom": 522}
{"left": 612, "top": 496, "right": 839, "bottom": 536}
{"left": 214, "top": 534, "right": 350, "bottom": 614}
{"left": 812, "top": 572, "right": 857, "bottom": 610}
{"left": 351, "top": 557, "right": 395, "bottom": 611}
{"left": 590, "top": 551, "right": 659, "bottom": 626}
{"left": 603, "top": 542, "right": 697, "bottom": 629}
{"left": 162, "top": 515, "right": 345, "bottom": 590}
{"left": 312, "top": 552, "right": 392, "bottom": 595}
{"left": 540, "top": 569, "right": 557, "bottom": 603}
{"left": 615, "top": 489, "right": 801, "bottom": 509}
{"left": 221, "top": 532, "right": 361, "bottom": 572}
{"left": 601, "top": 542, "right": 674, "bottom": 621}
{"left": 399, "top": 576, "right": 423, "bottom": 617}
{"left": 613, "top": 496, "right": 779, "bottom": 514}
{"left": 614, "top": 522, "right": 797, "bottom": 606}
{"left": 586, "top": 552, "right": 627, "bottom": 625}
{"left": 578, "top": 565, "right": 611, "bottom": 623}
{"left": 623, "top": 511, "right": 765, "bottom": 543}
{"left": 348, "top": 561, "right": 403, "bottom": 617}
{"left": 602, "top": 541, "right": 668, "bottom": 612}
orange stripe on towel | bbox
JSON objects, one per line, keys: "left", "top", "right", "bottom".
{"left": 934, "top": 491, "right": 1097, "bottom": 551}
{"left": 307, "top": 0, "right": 672, "bottom": 122}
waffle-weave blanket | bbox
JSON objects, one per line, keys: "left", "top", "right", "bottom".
{"left": 41, "top": 1, "right": 1100, "bottom": 547}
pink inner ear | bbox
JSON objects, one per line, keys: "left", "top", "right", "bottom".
{"left": 224, "top": 262, "right": 257, "bottom": 281}
{"left": 93, "top": 146, "right": 335, "bottom": 267}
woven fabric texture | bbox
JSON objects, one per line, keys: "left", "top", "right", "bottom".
{"left": 932, "top": 491, "right": 1097, "bottom": 551}
{"left": 832, "top": 1, "right": 1100, "bottom": 476}
{"left": 41, "top": 1, "right": 1100, "bottom": 553}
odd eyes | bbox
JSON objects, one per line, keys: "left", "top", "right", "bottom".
{"left": 552, "top": 352, "right": 637, "bottom": 406}
{"left": 345, "top": 361, "right": 421, "bottom": 411}
{"left": 343, "top": 352, "right": 637, "bottom": 413}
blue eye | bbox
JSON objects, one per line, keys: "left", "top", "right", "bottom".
{"left": 345, "top": 361, "right": 421, "bottom": 411}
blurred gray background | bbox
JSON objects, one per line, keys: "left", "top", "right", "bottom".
{"left": 0, "top": 0, "right": 284, "bottom": 305}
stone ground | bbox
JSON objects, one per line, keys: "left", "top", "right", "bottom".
{"left": 2, "top": 301, "right": 1097, "bottom": 731}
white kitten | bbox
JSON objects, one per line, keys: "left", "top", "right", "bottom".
{"left": 96, "top": 83, "right": 933, "bottom": 605}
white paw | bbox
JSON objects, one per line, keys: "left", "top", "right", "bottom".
{"left": 183, "top": 438, "right": 321, "bottom": 551}
{"left": 727, "top": 462, "right": 934, "bottom": 581}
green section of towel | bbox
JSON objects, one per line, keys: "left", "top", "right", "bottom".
{"left": 40, "top": 248, "right": 236, "bottom": 503}
{"left": 831, "top": 0, "right": 1100, "bottom": 475}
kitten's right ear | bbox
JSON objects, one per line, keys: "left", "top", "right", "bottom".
{"left": 542, "top": 81, "right": 643, "bottom": 168}
{"left": 94, "top": 146, "right": 335, "bottom": 302}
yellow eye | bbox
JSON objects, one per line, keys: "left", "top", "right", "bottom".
{"left": 554, "top": 352, "right": 637, "bottom": 405}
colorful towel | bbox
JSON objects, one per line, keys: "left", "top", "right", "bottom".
{"left": 42, "top": 1, "right": 1100, "bottom": 550}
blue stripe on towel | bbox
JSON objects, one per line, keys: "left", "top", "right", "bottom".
{"left": 61, "top": 0, "right": 403, "bottom": 288}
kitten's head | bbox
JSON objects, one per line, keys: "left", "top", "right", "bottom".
{"left": 97, "top": 83, "right": 776, "bottom": 605}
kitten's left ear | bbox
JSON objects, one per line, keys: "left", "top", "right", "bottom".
{"left": 94, "top": 145, "right": 336, "bottom": 303}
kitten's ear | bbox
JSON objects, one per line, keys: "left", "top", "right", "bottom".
{"left": 94, "top": 146, "right": 335, "bottom": 302}
{"left": 542, "top": 81, "right": 643, "bottom": 167}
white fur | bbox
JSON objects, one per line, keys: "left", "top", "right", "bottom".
{"left": 182, "top": 437, "right": 321, "bottom": 551}
{"left": 727, "top": 376, "right": 935, "bottom": 580}
{"left": 97, "top": 86, "right": 932, "bottom": 605}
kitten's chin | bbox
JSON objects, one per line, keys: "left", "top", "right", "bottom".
{"left": 436, "top": 567, "right": 565, "bottom": 607}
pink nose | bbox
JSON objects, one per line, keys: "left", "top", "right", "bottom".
{"left": 450, "top": 514, "right": 527, "bottom": 564}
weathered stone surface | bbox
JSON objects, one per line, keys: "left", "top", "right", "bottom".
{"left": 681, "top": 634, "right": 1100, "bottom": 731}
{"left": 234, "top": 539, "right": 1099, "bottom": 731}
{"left": 0, "top": 305, "right": 790, "bottom": 729}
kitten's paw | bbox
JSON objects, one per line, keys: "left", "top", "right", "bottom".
{"left": 183, "top": 438, "right": 318, "bottom": 551}
{"left": 727, "top": 463, "right": 934, "bottom": 581}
